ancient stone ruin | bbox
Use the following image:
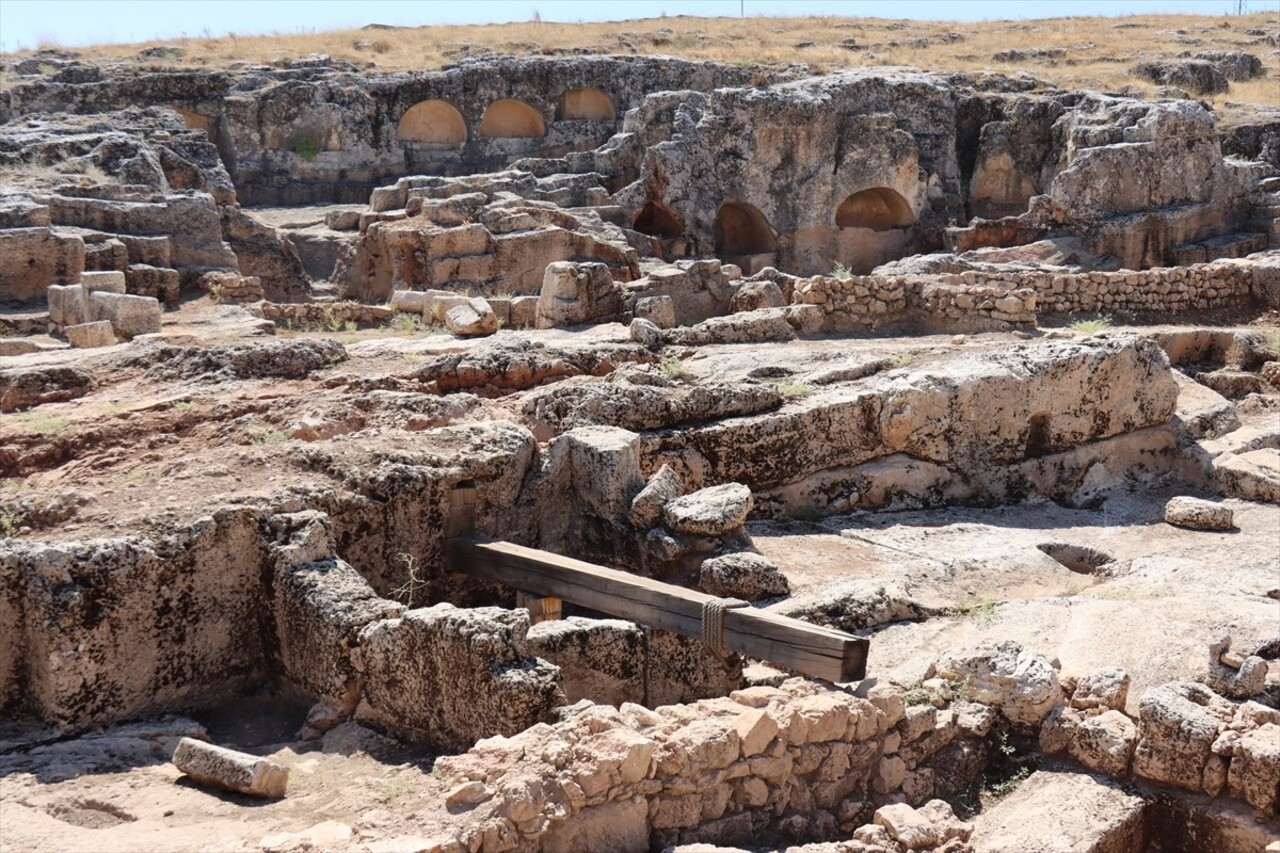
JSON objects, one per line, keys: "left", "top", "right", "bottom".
{"left": 1, "top": 11, "right": 1279, "bottom": 853}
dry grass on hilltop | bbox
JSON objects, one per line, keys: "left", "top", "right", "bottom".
{"left": 4, "top": 12, "right": 1278, "bottom": 109}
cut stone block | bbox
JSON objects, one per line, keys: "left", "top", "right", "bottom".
{"left": 46, "top": 284, "right": 88, "bottom": 327}
{"left": 90, "top": 291, "right": 162, "bottom": 339}
{"left": 171, "top": 737, "right": 288, "bottom": 798}
{"left": 125, "top": 264, "right": 180, "bottom": 303}
{"left": 65, "top": 320, "right": 117, "bottom": 349}
{"left": 80, "top": 270, "right": 127, "bottom": 294}
{"left": 1163, "top": 496, "right": 1233, "bottom": 530}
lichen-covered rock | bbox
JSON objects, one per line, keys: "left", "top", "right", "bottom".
{"left": 129, "top": 338, "right": 347, "bottom": 380}
{"left": 522, "top": 375, "right": 780, "bottom": 435}
{"left": 629, "top": 464, "right": 684, "bottom": 529}
{"left": 935, "top": 641, "right": 1062, "bottom": 730}
{"left": 537, "top": 261, "right": 624, "bottom": 329}
{"left": 0, "top": 365, "right": 94, "bottom": 412}
{"left": 1070, "top": 667, "right": 1131, "bottom": 711}
{"left": 1068, "top": 710, "right": 1138, "bottom": 777}
{"left": 1215, "top": 449, "right": 1280, "bottom": 504}
{"left": 1131, "top": 61, "right": 1229, "bottom": 95}
{"left": 1132, "top": 681, "right": 1235, "bottom": 792}
{"left": 1226, "top": 723, "right": 1280, "bottom": 816}
{"left": 1195, "top": 50, "right": 1264, "bottom": 82}
{"left": 1164, "top": 496, "right": 1234, "bottom": 530}
{"left": 525, "top": 617, "right": 645, "bottom": 706}
{"left": 446, "top": 298, "right": 499, "bottom": 337}
{"left": 781, "top": 581, "right": 929, "bottom": 633}
{"left": 730, "top": 280, "right": 786, "bottom": 313}
{"left": 89, "top": 291, "right": 161, "bottom": 339}
{"left": 272, "top": 515, "right": 403, "bottom": 728}
{"left": 353, "top": 604, "right": 563, "bottom": 752}
{"left": 634, "top": 295, "right": 675, "bottom": 328}
{"left": 413, "top": 339, "right": 655, "bottom": 393}
{"left": 699, "top": 552, "right": 790, "bottom": 601}
{"left": 171, "top": 737, "right": 288, "bottom": 799}
{"left": 663, "top": 483, "right": 754, "bottom": 536}
{"left": 65, "top": 320, "right": 117, "bottom": 349}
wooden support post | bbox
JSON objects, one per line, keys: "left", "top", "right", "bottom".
{"left": 516, "top": 591, "right": 563, "bottom": 625}
{"left": 447, "top": 483, "right": 477, "bottom": 537}
{"left": 447, "top": 536, "right": 868, "bottom": 683}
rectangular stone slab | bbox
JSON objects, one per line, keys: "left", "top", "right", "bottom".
{"left": 171, "top": 737, "right": 288, "bottom": 799}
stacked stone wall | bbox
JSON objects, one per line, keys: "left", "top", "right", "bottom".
{"left": 789, "top": 259, "right": 1260, "bottom": 333}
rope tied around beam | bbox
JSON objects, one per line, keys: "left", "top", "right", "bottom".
{"left": 702, "top": 597, "right": 751, "bottom": 652}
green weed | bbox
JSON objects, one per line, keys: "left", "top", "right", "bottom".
{"left": 831, "top": 261, "right": 853, "bottom": 279}
{"left": 17, "top": 413, "right": 70, "bottom": 437}
{"left": 1069, "top": 314, "right": 1113, "bottom": 334}
{"left": 777, "top": 380, "right": 815, "bottom": 400}
{"left": 390, "top": 311, "right": 427, "bottom": 335}
{"left": 250, "top": 429, "right": 291, "bottom": 445}
{"left": 290, "top": 134, "right": 319, "bottom": 161}
{"left": 0, "top": 509, "right": 25, "bottom": 538}
{"left": 659, "top": 357, "right": 691, "bottom": 380}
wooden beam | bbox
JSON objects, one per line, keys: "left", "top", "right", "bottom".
{"left": 447, "top": 537, "right": 868, "bottom": 683}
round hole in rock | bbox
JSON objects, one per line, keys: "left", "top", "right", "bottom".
{"left": 479, "top": 98, "right": 546, "bottom": 138}
{"left": 397, "top": 99, "right": 467, "bottom": 146}
{"left": 713, "top": 201, "right": 777, "bottom": 256}
{"left": 1037, "top": 542, "right": 1115, "bottom": 574}
{"left": 555, "top": 87, "right": 615, "bottom": 121}
{"left": 835, "top": 187, "right": 915, "bottom": 231}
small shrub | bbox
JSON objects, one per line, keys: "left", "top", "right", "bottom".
{"left": 900, "top": 682, "right": 946, "bottom": 707}
{"left": 942, "top": 597, "right": 1000, "bottom": 627}
{"left": 986, "top": 766, "right": 1030, "bottom": 798}
{"left": 0, "top": 509, "right": 25, "bottom": 538}
{"left": 390, "top": 553, "right": 427, "bottom": 606}
{"left": 290, "top": 135, "right": 320, "bottom": 161}
{"left": 1257, "top": 326, "right": 1280, "bottom": 355}
{"left": 777, "top": 380, "right": 815, "bottom": 399}
{"left": 18, "top": 413, "right": 70, "bottom": 437}
{"left": 831, "top": 261, "right": 853, "bottom": 279}
{"left": 251, "top": 428, "right": 291, "bottom": 445}
{"left": 172, "top": 400, "right": 197, "bottom": 413}
{"left": 390, "top": 311, "right": 426, "bottom": 334}
{"left": 320, "top": 305, "right": 344, "bottom": 333}
{"left": 886, "top": 352, "right": 913, "bottom": 369}
{"left": 660, "top": 357, "right": 691, "bottom": 380}
{"left": 1070, "top": 314, "right": 1113, "bottom": 334}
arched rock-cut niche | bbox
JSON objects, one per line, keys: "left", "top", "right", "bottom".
{"left": 397, "top": 99, "right": 467, "bottom": 146}
{"left": 633, "top": 201, "right": 683, "bottom": 239}
{"left": 713, "top": 202, "right": 776, "bottom": 256}
{"left": 480, "top": 99, "right": 546, "bottom": 138}
{"left": 835, "top": 187, "right": 915, "bottom": 231}
{"left": 555, "top": 88, "right": 616, "bottom": 121}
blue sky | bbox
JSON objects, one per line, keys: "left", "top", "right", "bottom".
{"left": 0, "top": 0, "right": 1258, "bottom": 53}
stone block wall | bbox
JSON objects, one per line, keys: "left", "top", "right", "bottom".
{"left": 259, "top": 300, "right": 395, "bottom": 329}
{"left": 787, "top": 259, "right": 1261, "bottom": 333}
{"left": 433, "top": 677, "right": 987, "bottom": 853}
{"left": 939, "top": 259, "right": 1258, "bottom": 316}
